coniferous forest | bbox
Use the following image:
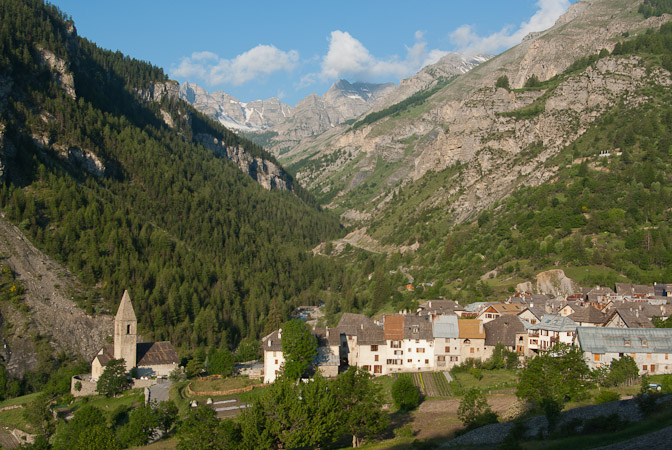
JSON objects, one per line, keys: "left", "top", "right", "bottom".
{"left": 0, "top": 0, "right": 346, "bottom": 351}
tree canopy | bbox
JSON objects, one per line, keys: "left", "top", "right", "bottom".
{"left": 96, "top": 358, "right": 131, "bottom": 397}
{"left": 280, "top": 319, "right": 318, "bottom": 380}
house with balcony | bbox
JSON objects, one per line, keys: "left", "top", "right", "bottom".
{"left": 526, "top": 315, "right": 577, "bottom": 353}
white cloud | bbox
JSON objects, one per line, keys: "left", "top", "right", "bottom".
{"left": 172, "top": 44, "right": 299, "bottom": 86}
{"left": 317, "top": 30, "right": 447, "bottom": 82}
{"left": 450, "top": 0, "right": 570, "bottom": 55}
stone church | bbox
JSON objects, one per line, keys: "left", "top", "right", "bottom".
{"left": 91, "top": 290, "right": 179, "bottom": 380}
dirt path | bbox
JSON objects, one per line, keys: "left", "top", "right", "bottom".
{"left": 0, "top": 213, "right": 111, "bottom": 375}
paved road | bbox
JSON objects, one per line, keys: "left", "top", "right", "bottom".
{"left": 147, "top": 381, "right": 172, "bottom": 404}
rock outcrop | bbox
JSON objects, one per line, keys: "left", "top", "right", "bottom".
{"left": 516, "top": 269, "right": 581, "bottom": 296}
{"left": 38, "top": 49, "right": 75, "bottom": 99}
{"left": 136, "top": 81, "right": 179, "bottom": 102}
{"left": 195, "top": 133, "right": 292, "bottom": 191}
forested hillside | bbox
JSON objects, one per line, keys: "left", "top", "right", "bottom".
{"left": 0, "top": 0, "right": 344, "bottom": 352}
{"left": 361, "top": 22, "right": 672, "bottom": 303}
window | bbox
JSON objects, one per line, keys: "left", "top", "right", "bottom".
{"left": 371, "top": 345, "right": 378, "bottom": 351}
{"left": 470, "top": 348, "right": 475, "bottom": 354}
{"left": 425, "top": 359, "right": 429, "bottom": 364}
{"left": 275, "top": 359, "right": 278, "bottom": 365}
{"left": 594, "top": 354, "right": 601, "bottom": 362}
{"left": 374, "top": 355, "right": 379, "bottom": 362}
{"left": 643, "top": 365, "right": 648, "bottom": 371}
{"left": 445, "top": 346, "right": 450, "bottom": 353}
{"left": 391, "top": 341, "right": 401, "bottom": 348}
{"left": 417, "top": 348, "right": 425, "bottom": 353}
{"left": 374, "top": 365, "right": 382, "bottom": 374}
{"left": 363, "top": 365, "right": 371, "bottom": 372}
{"left": 624, "top": 339, "right": 631, "bottom": 346}
{"left": 407, "top": 359, "right": 412, "bottom": 363}
{"left": 642, "top": 339, "right": 648, "bottom": 347}
{"left": 408, "top": 348, "right": 412, "bottom": 353}
{"left": 437, "top": 356, "right": 446, "bottom": 361}
{"left": 666, "top": 354, "right": 669, "bottom": 360}
{"left": 415, "top": 339, "right": 420, "bottom": 344}
{"left": 127, "top": 324, "right": 131, "bottom": 334}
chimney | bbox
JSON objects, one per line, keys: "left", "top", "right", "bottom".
{"left": 361, "top": 323, "right": 364, "bottom": 330}
{"left": 278, "top": 328, "right": 282, "bottom": 339}
{"left": 326, "top": 328, "right": 330, "bottom": 338}
{"left": 429, "top": 301, "right": 432, "bottom": 308}
{"left": 635, "top": 310, "right": 639, "bottom": 318}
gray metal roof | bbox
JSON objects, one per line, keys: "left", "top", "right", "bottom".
{"left": 464, "top": 302, "right": 491, "bottom": 313}
{"left": 530, "top": 314, "right": 577, "bottom": 332}
{"left": 433, "top": 315, "right": 459, "bottom": 338}
{"left": 577, "top": 327, "right": 672, "bottom": 354}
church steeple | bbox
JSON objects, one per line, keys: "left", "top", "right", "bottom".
{"left": 114, "top": 290, "right": 137, "bottom": 372}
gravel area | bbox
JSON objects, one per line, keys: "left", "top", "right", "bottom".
{"left": 443, "top": 397, "right": 648, "bottom": 448}
{"left": 594, "top": 425, "right": 672, "bottom": 450}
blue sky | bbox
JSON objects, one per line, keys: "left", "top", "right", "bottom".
{"left": 51, "top": 0, "right": 576, "bottom": 106}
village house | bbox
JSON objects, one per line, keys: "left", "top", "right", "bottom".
{"left": 568, "top": 306, "right": 607, "bottom": 327}
{"left": 583, "top": 286, "right": 616, "bottom": 304}
{"left": 526, "top": 315, "right": 577, "bottom": 353}
{"left": 604, "top": 308, "right": 655, "bottom": 329}
{"left": 383, "top": 315, "right": 435, "bottom": 372}
{"left": 336, "top": 313, "right": 381, "bottom": 367}
{"left": 262, "top": 329, "right": 285, "bottom": 384}
{"left": 484, "top": 315, "right": 527, "bottom": 356}
{"left": 417, "top": 299, "right": 465, "bottom": 318}
{"left": 476, "top": 303, "right": 526, "bottom": 324}
{"left": 432, "top": 315, "right": 461, "bottom": 369}
{"left": 517, "top": 306, "right": 546, "bottom": 325}
{"left": 262, "top": 325, "right": 341, "bottom": 383}
{"left": 558, "top": 301, "right": 581, "bottom": 317}
{"left": 577, "top": 327, "right": 672, "bottom": 375}
{"left": 458, "top": 319, "right": 487, "bottom": 361}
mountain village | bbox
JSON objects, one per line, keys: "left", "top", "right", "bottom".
{"left": 263, "top": 283, "right": 672, "bottom": 383}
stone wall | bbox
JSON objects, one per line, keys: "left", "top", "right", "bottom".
{"left": 71, "top": 373, "right": 158, "bottom": 396}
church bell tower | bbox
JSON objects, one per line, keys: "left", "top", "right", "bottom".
{"left": 114, "top": 290, "right": 137, "bottom": 373}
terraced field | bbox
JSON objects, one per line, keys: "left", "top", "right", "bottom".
{"left": 398, "top": 372, "right": 452, "bottom": 397}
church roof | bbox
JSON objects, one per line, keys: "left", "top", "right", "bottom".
{"left": 115, "top": 290, "right": 137, "bottom": 322}
{"left": 136, "top": 341, "right": 179, "bottom": 366}
{"left": 93, "top": 344, "right": 114, "bottom": 366}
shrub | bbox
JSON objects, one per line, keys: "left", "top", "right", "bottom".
{"left": 394, "top": 424, "right": 414, "bottom": 438}
{"left": 594, "top": 390, "right": 621, "bottom": 404}
{"left": 524, "top": 75, "right": 541, "bottom": 88}
{"left": 496, "top": 75, "right": 510, "bottom": 90}
{"left": 392, "top": 376, "right": 421, "bottom": 411}
{"left": 470, "top": 368, "right": 483, "bottom": 380}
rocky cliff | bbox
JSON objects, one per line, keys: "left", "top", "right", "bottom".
{"left": 179, "top": 79, "right": 396, "bottom": 155}
{"left": 195, "top": 133, "right": 292, "bottom": 190}
{"left": 179, "top": 82, "right": 292, "bottom": 132}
